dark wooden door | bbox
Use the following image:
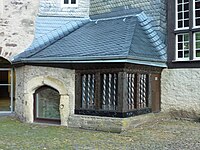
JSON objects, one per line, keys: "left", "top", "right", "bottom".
{"left": 151, "top": 74, "right": 161, "bottom": 113}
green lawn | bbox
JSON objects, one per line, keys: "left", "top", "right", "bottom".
{"left": 0, "top": 116, "right": 200, "bottom": 150}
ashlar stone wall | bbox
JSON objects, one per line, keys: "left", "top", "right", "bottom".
{"left": 15, "top": 65, "right": 75, "bottom": 126}
{"left": 0, "top": 0, "right": 39, "bottom": 60}
{"left": 161, "top": 69, "right": 200, "bottom": 118}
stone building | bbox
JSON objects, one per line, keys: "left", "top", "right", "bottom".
{"left": 0, "top": 0, "right": 39, "bottom": 112}
{"left": 11, "top": 0, "right": 166, "bottom": 131}
{"left": 161, "top": 0, "right": 200, "bottom": 118}
{"left": 1, "top": 0, "right": 200, "bottom": 132}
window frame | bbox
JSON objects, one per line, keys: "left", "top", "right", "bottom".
{"left": 193, "top": 32, "right": 200, "bottom": 59}
{"left": 33, "top": 86, "right": 61, "bottom": 124}
{"left": 173, "top": 0, "right": 200, "bottom": 62}
{"left": 175, "top": 33, "right": 190, "bottom": 60}
{"left": 175, "top": 0, "right": 190, "bottom": 30}
{"left": 61, "top": 0, "right": 78, "bottom": 7}
{"left": 193, "top": 0, "right": 200, "bottom": 28}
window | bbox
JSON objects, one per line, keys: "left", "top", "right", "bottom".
{"left": 75, "top": 70, "right": 152, "bottom": 118}
{"left": 34, "top": 86, "right": 61, "bottom": 123}
{"left": 100, "top": 73, "right": 118, "bottom": 110}
{"left": 62, "top": 0, "right": 78, "bottom": 7}
{"left": 81, "top": 74, "right": 95, "bottom": 109}
{"left": 174, "top": 0, "right": 200, "bottom": 61}
{"left": 194, "top": 32, "right": 200, "bottom": 58}
{"left": 80, "top": 73, "right": 118, "bottom": 111}
{"left": 176, "top": 33, "right": 189, "bottom": 60}
{"left": 176, "top": 0, "right": 189, "bottom": 29}
{"left": 127, "top": 73, "right": 149, "bottom": 110}
{"left": 0, "top": 57, "right": 14, "bottom": 112}
{"left": 194, "top": 0, "right": 200, "bottom": 26}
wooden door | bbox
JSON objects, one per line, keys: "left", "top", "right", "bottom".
{"left": 151, "top": 74, "right": 161, "bottom": 113}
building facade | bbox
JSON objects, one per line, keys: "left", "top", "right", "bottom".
{"left": 161, "top": 0, "right": 200, "bottom": 118}
{"left": 1, "top": 0, "right": 200, "bottom": 132}
{"left": 0, "top": 0, "right": 39, "bottom": 112}
{"left": 11, "top": 0, "right": 166, "bottom": 131}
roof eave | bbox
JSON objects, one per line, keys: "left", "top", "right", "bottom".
{"left": 13, "top": 56, "right": 167, "bottom": 68}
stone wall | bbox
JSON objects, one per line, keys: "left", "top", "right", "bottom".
{"left": 68, "top": 113, "right": 167, "bottom": 133}
{"left": 15, "top": 65, "right": 75, "bottom": 125}
{"left": 90, "top": 0, "right": 166, "bottom": 41}
{"left": 0, "top": 0, "right": 39, "bottom": 60}
{"left": 161, "top": 69, "right": 200, "bottom": 118}
{"left": 39, "top": 0, "right": 90, "bottom": 17}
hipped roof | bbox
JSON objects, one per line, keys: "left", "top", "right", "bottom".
{"left": 13, "top": 9, "right": 166, "bottom": 67}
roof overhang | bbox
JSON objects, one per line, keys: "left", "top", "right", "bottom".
{"left": 12, "top": 56, "right": 167, "bottom": 68}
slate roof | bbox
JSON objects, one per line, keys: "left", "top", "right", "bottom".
{"left": 13, "top": 9, "right": 166, "bottom": 67}
{"left": 25, "top": 17, "right": 89, "bottom": 52}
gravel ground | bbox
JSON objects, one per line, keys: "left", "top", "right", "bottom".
{"left": 76, "top": 118, "right": 200, "bottom": 150}
{"left": 0, "top": 115, "right": 200, "bottom": 150}
{"left": 72, "top": 116, "right": 200, "bottom": 150}
{"left": 120, "top": 119, "right": 200, "bottom": 150}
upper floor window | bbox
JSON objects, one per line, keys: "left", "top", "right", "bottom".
{"left": 62, "top": 0, "right": 78, "bottom": 7}
{"left": 174, "top": 0, "right": 200, "bottom": 60}
{"left": 176, "top": 0, "right": 189, "bottom": 29}
{"left": 194, "top": 0, "right": 200, "bottom": 26}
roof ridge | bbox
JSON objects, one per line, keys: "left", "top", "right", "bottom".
{"left": 91, "top": 14, "right": 137, "bottom": 22}
{"left": 90, "top": 7, "right": 142, "bottom": 20}
{"left": 136, "top": 12, "right": 167, "bottom": 60}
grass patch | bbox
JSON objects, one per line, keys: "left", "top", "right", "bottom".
{"left": 0, "top": 116, "right": 200, "bottom": 149}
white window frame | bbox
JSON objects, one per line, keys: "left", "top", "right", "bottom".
{"left": 176, "top": 33, "right": 190, "bottom": 61}
{"left": 61, "top": 0, "right": 78, "bottom": 7}
{"left": 175, "top": 0, "right": 190, "bottom": 30}
{"left": 193, "top": 32, "right": 200, "bottom": 59}
{"left": 193, "top": 0, "right": 200, "bottom": 28}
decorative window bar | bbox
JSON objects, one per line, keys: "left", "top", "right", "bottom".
{"left": 138, "top": 74, "right": 148, "bottom": 108}
{"left": 101, "top": 73, "right": 118, "bottom": 111}
{"left": 81, "top": 74, "right": 95, "bottom": 109}
{"left": 127, "top": 73, "right": 136, "bottom": 110}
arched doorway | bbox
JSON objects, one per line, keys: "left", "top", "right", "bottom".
{"left": 34, "top": 86, "right": 61, "bottom": 124}
{"left": 0, "top": 57, "right": 14, "bottom": 112}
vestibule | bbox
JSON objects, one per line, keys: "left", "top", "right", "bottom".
{"left": 13, "top": 63, "right": 162, "bottom": 127}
